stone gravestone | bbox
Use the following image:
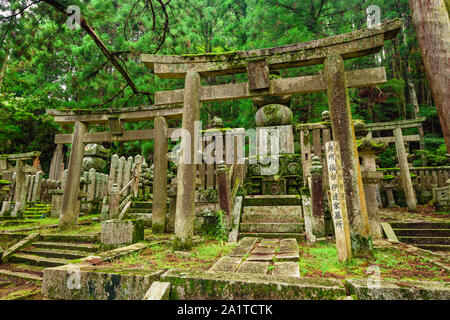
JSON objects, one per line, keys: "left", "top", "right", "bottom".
{"left": 325, "top": 141, "right": 352, "bottom": 261}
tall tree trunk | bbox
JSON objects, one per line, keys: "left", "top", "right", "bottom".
{"left": 409, "top": 0, "right": 450, "bottom": 152}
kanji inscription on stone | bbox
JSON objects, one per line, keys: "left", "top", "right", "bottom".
{"left": 325, "top": 141, "right": 352, "bottom": 261}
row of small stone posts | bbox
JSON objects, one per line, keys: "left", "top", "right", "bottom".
{"left": 105, "top": 154, "right": 143, "bottom": 221}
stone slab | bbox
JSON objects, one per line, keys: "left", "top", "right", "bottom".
{"left": 252, "top": 246, "right": 276, "bottom": 254}
{"left": 1, "top": 232, "right": 40, "bottom": 263}
{"left": 209, "top": 256, "right": 243, "bottom": 272}
{"left": 236, "top": 261, "right": 269, "bottom": 274}
{"left": 381, "top": 222, "right": 399, "bottom": 242}
{"left": 42, "top": 265, "right": 163, "bottom": 300}
{"left": 279, "top": 238, "right": 298, "bottom": 253}
{"left": 273, "top": 262, "right": 300, "bottom": 278}
{"left": 257, "top": 242, "right": 278, "bottom": 248}
{"left": 228, "top": 196, "right": 243, "bottom": 243}
{"left": 161, "top": 269, "right": 347, "bottom": 300}
{"left": 247, "top": 253, "right": 274, "bottom": 262}
{"left": 228, "top": 237, "right": 257, "bottom": 257}
{"left": 0, "top": 269, "right": 43, "bottom": 282}
{"left": 143, "top": 281, "right": 171, "bottom": 300}
{"left": 101, "top": 219, "right": 144, "bottom": 246}
{"left": 276, "top": 252, "right": 300, "bottom": 262}
{"left": 346, "top": 279, "right": 450, "bottom": 300}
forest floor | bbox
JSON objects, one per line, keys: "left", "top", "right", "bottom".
{"left": 0, "top": 208, "right": 449, "bottom": 300}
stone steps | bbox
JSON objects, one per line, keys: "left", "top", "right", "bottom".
{"left": 414, "top": 244, "right": 450, "bottom": 252}
{"left": 23, "top": 247, "right": 88, "bottom": 260}
{"left": 241, "top": 213, "right": 302, "bottom": 223}
{"left": 240, "top": 222, "right": 303, "bottom": 233}
{"left": 130, "top": 201, "right": 153, "bottom": 209}
{"left": 390, "top": 222, "right": 450, "bottom": 252}
{"left": 393, "top": 229, "right": 450, "bottom": 237}
{"left": 243, "top": 206, "right": 302, "bottom": 215}
{"left": 239, "top": 232, "right": 305, "bottom": 242}
{"left": 32, "top": 241, "right": 99, "bottom": 252}
{"left": 243, "top": 195, "right": 301, "bottom": 206}
{"left": 39, "top": 234, "right": 100, "bottom": 243}
{"left": 391, "top": 222, "right": 450, "bottom": 229}
{"left": 0, "top": 268, "right": 42, "bottom": 282}
{"left": 398, "top": 236, "right": 450, "bottom": 245}
{"left": 239, "top": 196, "right": 304, "bottom": 241}
{"left": 9, "top": 253, "right": 69, "bottom": 267}
{"left": 128, "top": 209, "right": 152, "bottom": 214}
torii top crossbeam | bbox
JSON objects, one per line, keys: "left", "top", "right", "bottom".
{"left": 142, "top": 19, "right": 402, "bottom": 79}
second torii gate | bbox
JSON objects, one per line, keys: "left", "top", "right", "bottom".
{"left": 142, "top": 19, "right": 403, "bottom": 253}
{"left": 47, "top": 105, "right": 182, "bottom": 231}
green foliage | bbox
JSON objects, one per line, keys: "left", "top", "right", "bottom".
{"left": 414, "top": 135, "right": 448, "bottom": 166}
{"left": 0, "top": 0, "right": 446, "bottom": 171}
{"left": 214, "top": 209, "right": 228, "bottom": 242}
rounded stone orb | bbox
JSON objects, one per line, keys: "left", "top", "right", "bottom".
{"left": 82, "top": 157, "right": 106, "bottom": 172}
{"left": 255, "top": 104, "right": 293, "bottom": 127}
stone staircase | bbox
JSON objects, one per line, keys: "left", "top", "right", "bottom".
{"left": 239, "top": 195, "right": 305, "bottom": 242}
{"left": 391, "top": 222, "right": 450, "bottom": 252}
{"left": 8, "top": 236, "right": 100, "bottom": 268}
{"left": 24, "top": 202, "right": 52, "bottom": 218}
{"left": 126, "top": 201, "right": 152, "bottom": 226}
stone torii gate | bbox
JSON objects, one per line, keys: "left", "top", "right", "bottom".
{"left": 366, "top": 117, "right": 426, "bottom": 211}
{"left": 47, "top": 105, "right": 182, "bottom": 231}
{"left": 142, "top": 19, "right": 403, "bottom": 252}
{"left": 0, "top": 151, "right": 41, "bottom": 215}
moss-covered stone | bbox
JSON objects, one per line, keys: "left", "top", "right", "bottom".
{"left": 162, "top": 269, "right": 346, "bottom": 300}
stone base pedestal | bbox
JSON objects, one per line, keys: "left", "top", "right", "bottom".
{"left": 101, "top": 219, "right": 144, "bottom": 250}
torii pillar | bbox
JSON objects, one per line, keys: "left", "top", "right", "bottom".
{"left": 324, "top": 54, "right": 372, "bottom": 256}
{"left": 59, "top": 121, "right": 87, "bottom": 231}
{"left": 174, "top": 71, "right": 201, "bottom": 250}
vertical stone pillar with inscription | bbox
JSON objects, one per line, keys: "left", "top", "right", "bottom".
{"left": 325, "top": 141, "right": 352, "bottom": 261}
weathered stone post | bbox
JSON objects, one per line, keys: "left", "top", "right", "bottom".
{"left": 394, "top": 127, "right": 417, "bottom": 211}
{"left": 174, "top": 71, "right": 201, "bottom": 251}
{"left": 59, "top": 120, "right": 87, "bottom": 231}
{"left": 117, "top": 156, "right": 126, "bottom": 191}
{"left": 309, "top": 155, "right": 325, "bottom": 237}
{"left": 167, "top": 164, "right": 178, "bottom": 233}
{"left": 301, "top": 186, "right": 315, "bottom": 243}
{"left": 109, "top": 183, "right": 120, "bottom": 220}
{"left": 358, "top": 138, "right": 387, "bottom": 239}
{"left": 324, "top": 54, "right": 372, "bottom": 255}
{"left": 132, "top": 155, "right": 143, "bottom": 198}
{"left": 123, "top": 156, "right": 133, "bottom": 196}
{"left": 50, "top": 190, "right": 64, "bottom": 218}
{"left": 153, "top": 116, "right": 168, "bottom": 233}
{"left": 108, "top": 154, "right": 119, "bottom": 193}
{"left": 13, "top": 159, "right": 24, "bottom": 205}
{"left": 217, "top": 160, "right": 232, "bottom": 223}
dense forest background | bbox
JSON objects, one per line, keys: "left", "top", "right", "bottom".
{"left": 0, "top": 0, "right": 447, "bottom": 174}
